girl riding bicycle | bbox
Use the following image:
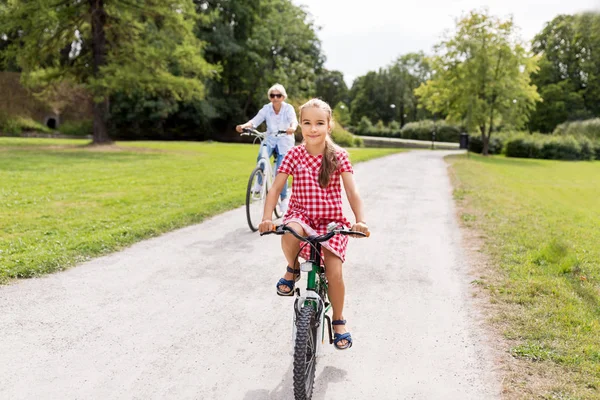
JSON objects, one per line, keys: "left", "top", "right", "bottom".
{"left": 236, "top": 84, "right": 298, "bottom": 214}
{"left": 258, "top": 98, "right": 369, "bottom": 350}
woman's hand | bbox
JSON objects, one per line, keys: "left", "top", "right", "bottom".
{"left": 350, "top": 222, "right": 369, "bottom": 238}
{"left": 259, "top": 219, "right": 275, "bottom": 233}
{"left": 286, "top": 127, "right": 296, "bottom": 135}
{"left": 236, "top": 125, "right": 244, "bottom": 133}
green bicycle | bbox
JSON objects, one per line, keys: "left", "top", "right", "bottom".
{"left": 262, "top": 223, "right": 368, "bottom": 400}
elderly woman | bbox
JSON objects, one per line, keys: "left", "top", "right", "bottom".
{"left": 236, "top": 83, "right": 298, "bottom": 213}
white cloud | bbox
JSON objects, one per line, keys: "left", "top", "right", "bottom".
{"left": 295, "top": 0, "right": 600, "bottom": 85}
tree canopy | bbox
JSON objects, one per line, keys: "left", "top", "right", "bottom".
{"left": 415, "top": 10, "right": 541, "bottom": 154}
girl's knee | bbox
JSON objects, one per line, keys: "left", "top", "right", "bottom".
{"left": 324, "top": 250, "right": 343, "bottom": 280}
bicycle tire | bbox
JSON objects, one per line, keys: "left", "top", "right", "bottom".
{"left": 245, "top": 166, "right": 266, "bottom": 232}
{"left": 293, "top": 306, "right": 318, "bottom": 400}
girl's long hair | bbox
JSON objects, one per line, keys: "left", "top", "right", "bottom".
{"left": 299, "top": 98, "right": 338, "bottom": 188}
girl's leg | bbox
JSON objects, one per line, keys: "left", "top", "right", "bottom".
{"left": 278, "top": 222, "right": 305, "bottom": 293}
{"left": 323, "top": 249, "right": 349, "bottom": 347}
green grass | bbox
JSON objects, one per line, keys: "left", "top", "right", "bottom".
{"left": 0, "top": 137, "right": 405, "bottom": 282}
{"left": 449, "top": 154, "right": 600, "bottom": 399}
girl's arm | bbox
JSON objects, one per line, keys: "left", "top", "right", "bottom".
{"left": 341, "top": 172, "right": 369, "bottom": 235}
{"left": 258, "top": 172, "right": 289, "bottom": 233}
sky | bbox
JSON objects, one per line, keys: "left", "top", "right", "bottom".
{"left": 294, "top": 0, "right": 600, "bottom": 86}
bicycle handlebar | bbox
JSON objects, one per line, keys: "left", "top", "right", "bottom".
{"left": 241, "top": 128, "right": 288, "bottom": 137}
{"left": 260, "top": 224, "right": 369, "bottom": 241}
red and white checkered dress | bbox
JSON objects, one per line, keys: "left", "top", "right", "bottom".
{"left": 277, "top": 144, "right": 353, "bottom": 262}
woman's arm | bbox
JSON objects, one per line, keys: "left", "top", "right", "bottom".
{"left": 236, "top": 105, "right": 267, "bottom": 133}
{"left": 286, "top": 104, "right": 298, "bottom": 133}
{"left": 341, "top": 171, "right": 369, "bottom": 235}
{"left": 258, "top": 173, "right": 289, "bottom": 232}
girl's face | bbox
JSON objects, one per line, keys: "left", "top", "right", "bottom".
{"left": 301, "top": 107, "right": 330, "bottom": 147}
{"left": 269, "top": 90, "right": 284, "bottom": 106}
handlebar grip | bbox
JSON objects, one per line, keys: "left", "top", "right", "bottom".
{"left": 259, "top": 224, "right": 280, "bottom": 236}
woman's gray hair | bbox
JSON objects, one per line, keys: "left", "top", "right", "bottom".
{"left": 267, "top": 83, "right": 288, "bottom": 100}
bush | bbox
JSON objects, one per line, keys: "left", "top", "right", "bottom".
{"left": 505, "top": 134, "right": 596, "bottom": 161}
{"left": 333, "top": 102, "right": 351, "bottom": 127}
{"left": 468, "top": 134, "right": 507, "bottom": 155}
{"left": 400, "top": 120, "right": 462, "bottom": 143}
{"left": 505, "top": 136, "right": 542, "bottom": 158}
{"left": 553, "top": 118, "right": 600, "bottom": 140}
{"left": 0, "top": 112, "right": 52, "bottom": 135}
{"left": 540, "top": 136, "right": 583, "bottom": 161}
{"left": 59, "top": 120, "right": 93, "bottom": 136}
{"left": 356, "top": 116, "right": 373, "bottom": 136}
{"left": 332, "top": 123, "right": 362, "bottom": 147}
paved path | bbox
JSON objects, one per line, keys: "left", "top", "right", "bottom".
{"left": 0, "top": 150, "right": 500, "bottom": 399}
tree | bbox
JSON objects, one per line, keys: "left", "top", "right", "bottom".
{"left": 529, "top": 13, "right": 600, "bottom": 132}
{"left": 415, "top": 10, "right": 541, "bottom": 155}
{"left": 315, "top": 70, "right": 348, "bottom": 108}
{"left": 0, "top": 0, "right": 216, "bottom": 144}
{"left": 194, "top": 0, "right": 323, "bottom": 137}
{"left": 348, "top": 52, "right": 430, "bottom": 127}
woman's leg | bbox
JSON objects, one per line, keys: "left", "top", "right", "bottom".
{"left": 278, "top": 222, "right": 304, "bottom": 293}
{"left": 323, "top": 249, "right": 349, "bottom": 347}
{"left": 275, "top": 150, "right": 288, "bottom": 199}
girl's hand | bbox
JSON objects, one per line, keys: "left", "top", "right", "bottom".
{"left": 259, "top": 220, "right": 275, "bottom": 233}
{"left": 351, "top": 222, "right": 369, "bottom": 238}
{"left": 286, "top": 127, "right": 295, "bottom": 135}
{"left": 236, "top": 125, "right": 244, "bottom": 133}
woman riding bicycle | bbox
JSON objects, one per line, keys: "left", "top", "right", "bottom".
{"left": 236, "top": 84, "right": 298, "bottom": 214}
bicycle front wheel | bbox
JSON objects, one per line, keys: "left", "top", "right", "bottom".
{"left": 293, "top": 306, "right": 318, "bottom": 400}
{"left": 245, "top": 166, "right": 266, "bottom": 232}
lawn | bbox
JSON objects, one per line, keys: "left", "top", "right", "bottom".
{"left": 0, "top": 137, "right": 406, "bottom": 282}
{"left": 449, "top": 154, "right": 600, "bottom": 399}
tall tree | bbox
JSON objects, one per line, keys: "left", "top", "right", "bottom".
{"left": 415, "top": 10, "right": 541, "bottom": 155}
{"left": 0, "top": 0, "right": 216, "bottom": 143}
{"left": 348, "top": 52, "right": 430, "bottom": 127}
{"left": 194, "top": 0, "right": 323, "bottom": 136}
{"left": 529, "top": 13, "right": 600, "bottom": 132}
{"left": 315, "top": 69, "right": 348, "bottom": 108}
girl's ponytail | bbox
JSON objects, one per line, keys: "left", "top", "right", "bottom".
{"left": 319, "top": 135, "right": 338, "bottom": 188}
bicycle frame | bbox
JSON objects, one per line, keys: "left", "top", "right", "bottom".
{"left": 243, "top": 128, "right": 284, "bottom": 196}
{"left": 290, "top": 251, "right": 330, "bottom": 356}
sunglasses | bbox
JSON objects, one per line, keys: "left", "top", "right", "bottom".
{"left": 269, "top": 93, "right": 283, "bottom": 99}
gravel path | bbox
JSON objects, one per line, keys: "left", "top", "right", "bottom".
{"left": 0, "top": 150, "right": 501, "bottom": 400}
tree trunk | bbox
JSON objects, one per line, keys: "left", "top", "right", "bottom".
{"left": 399, "top": 102, "right": 405, "bottom": 126}
{"left": 482, "top": 133, "right": 490, "bottom": 156}
{"left": 90, "top": 0, "right": 111, "bottom": 144}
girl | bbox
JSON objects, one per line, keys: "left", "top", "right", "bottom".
{"left": 236, "top": 84, "right": 297, "bottom": 213}
{"left": 258, "top": 98, "right": 369, "bottom": 350}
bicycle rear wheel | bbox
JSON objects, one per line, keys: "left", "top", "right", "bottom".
{"left": 293, "top": 306, "right": 318, "bottom": 400}
{"left": 245, "top": 166, "right": 266, "bottom": 232}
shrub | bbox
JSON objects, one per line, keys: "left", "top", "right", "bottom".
{"left": 468, "top": 133, "right": 507, "bottom": 155}
{"left": 356, "top": 116, "right": 373, "bottom": 136}
{"left": 540, "top": 136, "right": 582, "bottom": 161}
{"left": 505, "top": 134, "right": 596, "bottom": 161}
{"left": 332, "top": 123, "right": 362, "bottom": 147}
{"left": 553, "top": 118, "right": 600, "bottom": 140}
{"left": 400, "top": 120, "right": 462, "bottom": 142}
{"left": 505, "top": 136, "right": 542, "bottom": 158}
{"left": 0, "top": 112, "right": 52, "bottom": 135}
{"left": 59, "top": 120, "right": 93, "bottom": 136}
